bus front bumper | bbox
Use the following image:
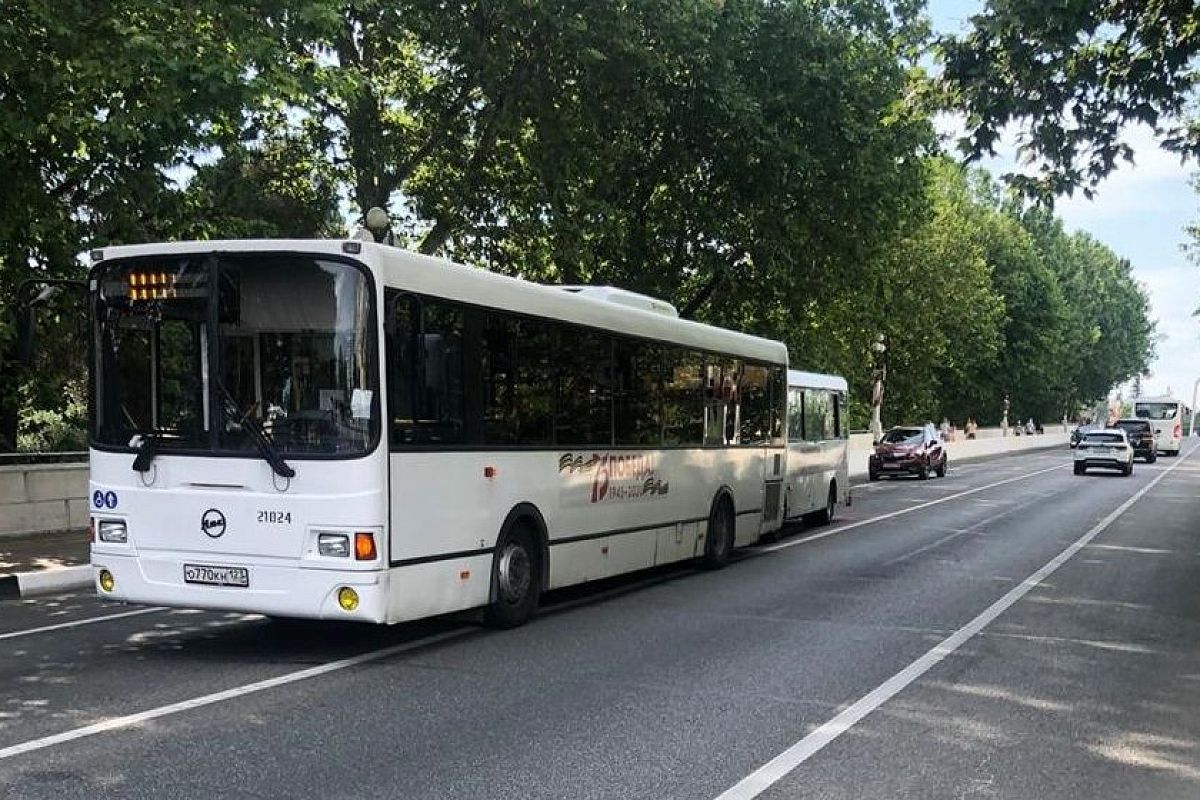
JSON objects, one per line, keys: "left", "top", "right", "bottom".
{"left": 91, "top": 552, "right": 388, "bottom": 623}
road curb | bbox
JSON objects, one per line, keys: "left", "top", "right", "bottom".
{"left": 0, "top": 565, "right": 92, "bottom": 599}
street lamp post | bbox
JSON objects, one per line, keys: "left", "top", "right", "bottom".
{"left": 869, "top": 334, "right": 887, "bottom": 442}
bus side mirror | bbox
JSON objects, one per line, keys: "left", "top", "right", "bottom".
{"left": 14, "top": 304, "right": 35, "bottom": 366}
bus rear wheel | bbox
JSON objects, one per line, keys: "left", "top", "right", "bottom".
{"left": 702, "top": 496, "right": 735, "bottom": 569}
{"left": 483, "top": 526, "right": 541, "bottom": 629}
{"left": 817, "top": 483, "right": 837, "bottom": 525}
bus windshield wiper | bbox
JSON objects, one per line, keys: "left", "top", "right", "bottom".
{"left": 218, "top": 383, "right": 295, "bottom": 479}
{"left": 131, "top": 432, "right": 157, "bottom": 473}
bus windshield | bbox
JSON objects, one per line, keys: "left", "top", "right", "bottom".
{"left": 92, "top": 253, "right": 378, "bottom": 457}
{"left": 1134, "top": 402, "right": 1178, "bottom": 421}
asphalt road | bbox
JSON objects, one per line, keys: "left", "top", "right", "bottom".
{"left": 1, "top": 445, "right": 1198, "bottom": 799}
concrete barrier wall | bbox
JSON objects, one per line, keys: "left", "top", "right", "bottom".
{"left": 0, "top": 463, "right": 90, "bottom": 536}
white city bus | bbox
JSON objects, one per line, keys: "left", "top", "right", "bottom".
{"left": 782, "top": 370, "right": 850, "bottom": 525}
{"left": 1134, "top": 396, "right": 1186, "bottom": 456}
{"left": 88, "top": 240, "right": 788, "bottom": 626}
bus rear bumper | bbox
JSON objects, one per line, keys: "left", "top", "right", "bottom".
{"left": 90, "top": 553, "right": 388, "bottom": 623}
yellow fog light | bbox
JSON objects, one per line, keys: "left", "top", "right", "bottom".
{"left": 337, "top": 587, "right": 359, "bottom": 612}
{"left": 98, "top": 569, "right": 115, "bottom": 592}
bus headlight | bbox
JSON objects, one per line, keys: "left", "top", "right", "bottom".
{"left": 98, "top": 569, "right": 115, "bottom": 592}
{"left": 97, "top": 520, "right": 128, "bottom": 543}
{"left": 318, "top": 533, "right": 351, "bottom": 558}
{"left": 337, "top": 587, "right": 359, "bottom": 611}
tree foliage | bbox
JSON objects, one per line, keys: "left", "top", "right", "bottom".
{"left": 0, "top": 0, "right": 1160, "bottom": 449}
{"left": 939, "top": 0, "right": 1200, "bottom": 199}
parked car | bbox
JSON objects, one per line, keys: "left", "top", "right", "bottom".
{"left": 1073, "top": 429, "right": 1134, "bottom": 476}
{"left": 1112, "top": 418, "right": 1157, "bottom": 463}
{"left": 1070, "top": 423, "right": 1098, "bottom": 448}
{"left": 869, "top": 424, "right": 947, "bottom": 481}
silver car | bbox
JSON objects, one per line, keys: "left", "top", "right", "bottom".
{"left": 1073, "top": 429, "right": 1135, "bottom": 476}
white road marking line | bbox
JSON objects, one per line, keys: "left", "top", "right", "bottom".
{"left": 763, "top": 462, "right": 1067, "bottom": 554}
{"left": 715, "top": 443, "right": 1198, "bottom": 800}
{"left": 0, "top": 627, "right": 473, "bottom": 761}
{"left": 0, "top": 607, "right": 167, "bottom": 642}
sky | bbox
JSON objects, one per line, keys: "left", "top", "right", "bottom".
{"left": 928, "top": 0, "right": 1200, "bottom": 409}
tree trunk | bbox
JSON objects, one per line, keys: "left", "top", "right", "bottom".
{"left": 677, "top": 266, "right": 724, "bottom": 320}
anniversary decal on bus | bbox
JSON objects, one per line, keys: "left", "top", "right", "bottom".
{"left": 559, "top": 452, "right": 671, "bottom": 505}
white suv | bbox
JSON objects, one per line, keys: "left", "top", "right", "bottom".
{"left": 1073, "top": 429, "right": 1135, "bottom": 476}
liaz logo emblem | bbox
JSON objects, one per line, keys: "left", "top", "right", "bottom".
{"left": 201, "top": 508, "right": 227, "bottom": 538}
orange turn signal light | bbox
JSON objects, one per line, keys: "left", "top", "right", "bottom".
{"left": 354, "top": 532, "right": 377, "bottom": 561}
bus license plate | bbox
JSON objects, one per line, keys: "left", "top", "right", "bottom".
{"left": 183, "top": 564, "right": 249, "bottom": 587}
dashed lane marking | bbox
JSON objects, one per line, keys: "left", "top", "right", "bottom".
{"left": 0, "top": 607, "right": 167, "bottom": 642}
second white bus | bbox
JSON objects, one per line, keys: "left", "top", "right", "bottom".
{"left": 783, "top": 370, "right": 850, "bottom": 525}
{"left": 1134, "top": 396, "right": 1186, "bottom": 456}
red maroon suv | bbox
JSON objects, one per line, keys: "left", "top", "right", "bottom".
{"left": 869, "top": 425, "right": 947, "bottom": 480}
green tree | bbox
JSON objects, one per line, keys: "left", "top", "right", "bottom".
{"left": 0, "top": 0, "right": 305, "bottom": 449}
{"left": 939, "top": 0, "right": 1200, "bottom": 199}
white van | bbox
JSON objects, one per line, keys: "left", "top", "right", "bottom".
{"left": 1134, "top": 397, "right": 1185, "bottom": 456}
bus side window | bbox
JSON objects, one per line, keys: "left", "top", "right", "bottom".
{"left": 421, "top": 303, "right": 466, "bottom": 444}
{"left": 704, "top": 358, "right": 740, "bottom": 446}
{"left": 788, "top": 388, "right": 804, "bottom": 443}
{"left": 556, "top": 326, "right": 613, "bottom": 446}
{"left": 770, "top": 367, "right": 786, "bottom": 445}
{"left": 385, "top": 291, "right": 419, "bottom": 446}
{"left": 832, "top": 392, "right": 844, "bottom": 439}
{"left": 514, "top": 317, "right": 555, "bottom": 445}
{"left": 663, "top": 349, "right": 704, "bottom": 446}
{"left": 822, "top": 390, "right": 836, "bottom": 440}
{"left": 386, "top": 292, "right": 466, "bottom": 446}
{"left": 481, "top": 312, "right": 518, "bottom": 445}
{"left": 739, "top": 364, "right": 770, "bottom": 445}
{"left": 804, "top": 389, "right": 828, "bottom": 442}
{"left": 614, "top": 339, "right": 664, "bottom": 446}
{"left": 481, "top": 311, "right": 554, "bottom": 447}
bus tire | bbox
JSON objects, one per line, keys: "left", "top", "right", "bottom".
{"left": 813, "top": 482, "right": 836, "bottom": 526}
{"left": 483, "top": 524, "right": 542, "bottom": 629}
{"left": 702, "top": 494, "right": 735, "bottom": 569}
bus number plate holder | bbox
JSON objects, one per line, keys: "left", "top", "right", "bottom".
{"left": 183, "top": 564, "right": 250, "bottom": 587}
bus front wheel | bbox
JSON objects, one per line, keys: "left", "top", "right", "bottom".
{"left": 484, "top": 526, "right": 542, "bottom": 629}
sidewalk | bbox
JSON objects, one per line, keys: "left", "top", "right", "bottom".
{"left": 0, "top": 529, "right": 92, "bottom": 598}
